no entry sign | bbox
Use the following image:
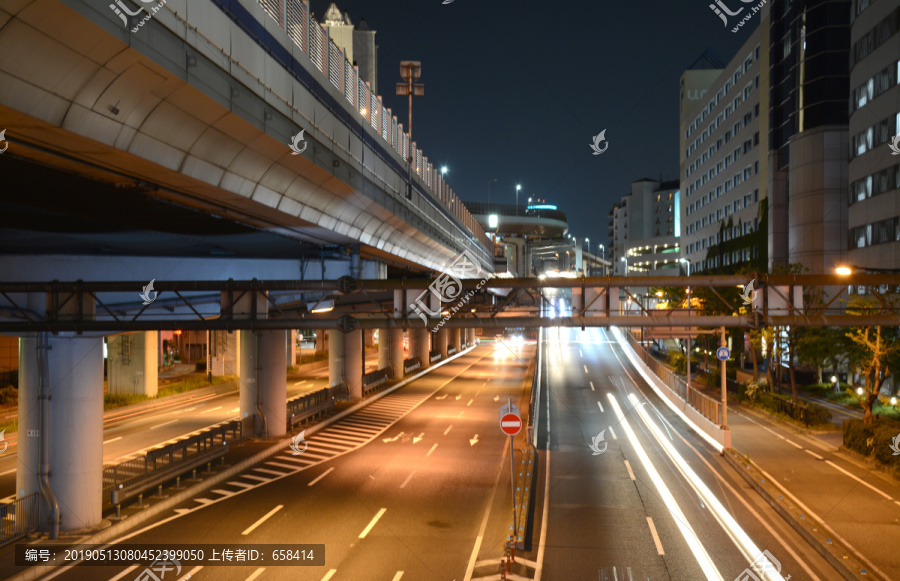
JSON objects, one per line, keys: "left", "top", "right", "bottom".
{"left": 500, "top": 413, "right": 522, "bottom": 436}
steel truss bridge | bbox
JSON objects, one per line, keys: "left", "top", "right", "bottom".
{"left": 0, "top": 274, "right": 898, "bottom": 333}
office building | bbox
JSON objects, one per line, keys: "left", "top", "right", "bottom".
{"left": 322, "top": 3, "right": 378, "bottom": 93}
{"left": 610, "top": 179, "right": 681, "bottom": 276}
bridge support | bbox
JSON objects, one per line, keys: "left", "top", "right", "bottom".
{"left": 210, "top": 330, "right": 240, "bottom": 377}
{"left": 287, "top": 330, "right": 297, "bottom": 367}
{"left": 436, "top": 328, "right": 449, "bottom": 360}
{"left": 450, "top": 328, "right": 461, "bottom": 353}
{"left": 411, "top": 328, "right": 430, "bottom": 369}
{"left": 107, "top": 331, "right": 158, "bottom": 397}
{"left": 378, "top": 329, "right": 391, "bottom": 369}
{"left": 316, "top": 329, "right": 326, "bottom": 354}
{"left": 18, "top": 333, "right": 104, "bottom": 533}
{"left": 328, "top": 329, "right": 363, "bottom": 398}
{"left": 389, "top": 328, "right": 404, "bottom": 379}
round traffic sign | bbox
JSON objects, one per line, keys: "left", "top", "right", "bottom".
{"left": 500, "top": 413, "right": 522, "bottom": 436}
{"left": 716, "top": 347, "right": 730, "bottom": 361}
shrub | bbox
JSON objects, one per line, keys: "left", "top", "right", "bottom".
{"left": 843, "top": 418, "right": 900, "bottom": 477}
{"left": 0, "top": 385, "right": 17, "bottom": 405}
{"left": 195, "top": 360, "right": 207, "bottom": 372}
{"left": 744, "top": 380, "right": 768, "bottom": 403}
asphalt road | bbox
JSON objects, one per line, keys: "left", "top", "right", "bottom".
{"left": 530, "top": 325, "right": 843, "bottom": 581}
{"left": 28, "top": 343, "right": 534, "bottom": 581}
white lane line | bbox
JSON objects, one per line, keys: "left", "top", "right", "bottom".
{"left": 254, "top": 468, "right": 287, "bottom": 477}
{"left": 785, "top": 438, "right": 803, "bottom": 450}
{"left": 103, "top": 437, "right": 122, "bottom": 444}
{"left": 400, "top": 470, "right": 417, "bottom": 489}
{"left": 426, "top": 443, "right": 438, "bottom": 457}
{"left": 589, "top": 381, "right": 595, "bottom": 391}
{"left": 0, "top": 468, "right": 16, "bottom": 476}
{"left": 465, "top": 432, "right": 511, "bottom": 581}
{"left": 150, "top": 419, "right": 178, "bottom": 430}
{"left": 242, "top": 475, "right": 270, "bottom": 482}
{"left": 804, "top": 449, "right": 824, "bottom": 460}
{"left": 444, "top": 425, "right": 453, "bottom": 435}
{"left": 391, "top": 572, "right": 404, "bottom": 581}
{"left": 623, "top": 460, "right": 636, "bottom": 481}
{"left": 293, "top": 380, "right": 308, "bottom": 386}
{"left": 308, "top": 467, "right": 335, "bottom": 487}
{"left": 646, "top": 517, "right": 665, "bottom": 555}
{"left": 321, "top": 570, "right": 337, "bottom": 581}
{"left": 358, "top": 507, "right": 387, "bottom": 538}
{"left": 266, "top": 461, "right": 300, "bottom": 470}
{"left": 597, "top": 401, "right": 604, "bottom": 413}
{"left": 825, "top": 460, "right": 893, "bottom": 500}
{"left": 458, "top": 411, "right": 464, "bottom": 417}
{"left": 242, "top": 504, "right": 284, "bottom": 535}
{"left": 180, "top": 566, "right": 202, "bottom": 580}
{"left": 200, "top": 406, "right": 223, "bottom": 414}
{"left": 230, "top": 408, "right": 239, "bottom": 413}
{"left": 107, "top": 565, "right": 140, "bottom": 581}
{"left": 608, "top": 426, "right": 617, "bottom": 440}
{"left": 245, "top": 568, "right": 265, "bottom": 581}
{"left": 467, "top": 399, "right": 474, "bottom": 406}
{"left": 579, "top": 349, "right": 583, "bottom": 357}
{"left": 583, "top": 365, "right": 589, "bottom": 374}
{"left": 184, "top": 407, "right": 196, "bottom": 412}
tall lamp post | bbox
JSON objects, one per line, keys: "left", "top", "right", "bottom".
{"left": 488, "top": 178, "right": 498, "bottom": 204}
{"left": 679, "top": 257, "right": 692, "bottom": 389}
{"left": 397, "top": 61, "right": 424, "bottom": 200}
{"left": 441, "top": 166, "right": 447, "bottom": 202}
{"left": 516, "top": 184, "right": 522, "bottom": 209}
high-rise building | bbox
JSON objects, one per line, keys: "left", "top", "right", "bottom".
{"left": 679, "top": 28, "right": 769, "bottom": 274}
{"left": 846, "top": 0, "right": 900, "bottom": 272}
{"left": 610, "top": 179, "right": 681, "bottom": 276}
{"left": 768, "top": 0, "right": 851, "bottom": 274}
{"left": 322, "top": 3, "right": 378, "bottom": 94}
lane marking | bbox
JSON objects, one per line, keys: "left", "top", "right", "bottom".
{"left": 242, "top": 504, "right": 284, "bottom": 535}
{"left": 583, "top": 365, "right": 589, "bottom": 374}
{"left": 646, "top": 517, "right": 665, "bottom": 555}
{"left": 103, "top": 437, "right": 122, "bottom": 444}
{"left": 180, "top": 566, "right": 202, "bottom": 580}
{"left": 426, "top": 443, "right": 438, "bottom": 457}
{"left": 597, "top": 401, "right": 604, "bottom": 413}
{"left": 579, "top": 349, "right": 583, "bottom": 357}
{"left": 200, "top": 406, "right": 223, "bottom": 414}
{"left": 293, "top": 380, "right": 308, "bottom": 386}
{"left": 358, "top": 507, "right": 387, "bottom": 538}
{"left": 623, "top": 459, "right": 636, "bottom": 481}
{"left": 804, "top": 449, "right": 824, "bottom": 460}
{"left": 825, "top": 460, "right": 893, "bottom": 500}
{"left": 391, "top": 572, "right": 404, "bottom": 581}
{"left": 400, "top": 470, "right": 417, "bottom": 489}
{"left": 308, "top": 467, "right": 335, "bottom": 487}
{"left": 608, "top": 426, "right": 617, "bottom": 440}
{"left": 467, "top": 399, "right": 474, "bottom": 406}
{"left": 149, "top": 419, "right": 178, "bottom": 430}
{"left": 785, "top": 438, "right": 803, "bottom": 450}
{"left": 245, "top": 568, "right": 265, "bottom": 581}
{"left": 589, "top": 381, "right": 595, "bottom": 391}
{"left": 443, "top": 425, "right": 453, "bottom": 435}
{"left": 321, "top": 570, "right": 337, "bottom": 581}
{"left": 464, "top": 430, "right": 511, "bottom": 581}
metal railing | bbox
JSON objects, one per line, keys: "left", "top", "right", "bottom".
{"left": 622, "top": 332, "right": 722, "bottom": 425}
{"left": 362, "top": 368, "right": 391, "bottom": 395}
{"left": 256, "top": 0, "right": 490, "bottom": 253}
{"left": 404, "top": 357, "right": 422, "bottom": 373}
{"left": 462, "top": 202, "right": 569, "bottom": 223}
{"left": 288, "top": 384, "right": 349, "bottom": 426}
{"left": 103, "top": 420, "right": 243, "bottom": 506}
{"left": 447, "top": 347, "right": 457, "bottom": 356}
{"left": 0, "top": 493, "right": 40, "bottom": 547}
{"left": 429, "top": 352, "right": 441, "bottom": 363}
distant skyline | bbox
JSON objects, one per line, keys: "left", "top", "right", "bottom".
{"left": 313, "top": 0, "right": 751, "bottom": 246}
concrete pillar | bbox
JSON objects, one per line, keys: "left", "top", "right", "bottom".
{"left": 364, "top": 329, "right": 375, "bottom": 348}
{"left": 450, "top": 328, "right": 461, "bottom": 353}
{"left": 210, "top": 330, "right": 240, "bottom": 377}
{"left": 389, "top": 328, "right": 404, "bottom": 379}
{"left": 344, "top": 329, "right": 363, "bottom": 399}
{"left": 228, "top": 291, "right": 268, "bottom": 433}
{"left": 378, "top": 329, "right": 391, "bottom": 369}
{"left": 18, "top": 334, "right": 104, "bottom": 532}
{"left": 106, "top": 331, "right": 158, "bottom": 397}
{"left": 412, "top": 328, "right": 430, "bottom": 368}
{"left": 437, "top": 328, "right": 449, "bottom": 359}
{"left": 259, "top": 330, "right": 287, "bottom": 438}
{"left": 287, "top": 330, "right": 297, "bottom": 367}
{"left": 316, "top": 329, "right": 326, "bottom": 354}
{"left": 328, "top": 330, "right": 344, "bottom": 388}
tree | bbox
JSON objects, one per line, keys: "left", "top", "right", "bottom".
{"left": 747, "top": 328, "right": 762, "bottom": 381}
{"left": 795, "top": 327, "right": 848, "bottom": 384}
{"left": 845, "top": 297, "right": 900, "bottom": 425}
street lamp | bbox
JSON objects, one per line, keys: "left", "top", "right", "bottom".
{"left": 488, "top": 178, "right": 498, "bottom": 204}
{"left": 620, "top": 256, "right": 628, "bottom": 276}
{"left": 516, "top": 184, "right": 522, "bottom": 208}
{"left": 679, "top": 257, "right": 692, "bottom": 389}
{"left": 397, "top": 61, "right": 424, "bottom": 200}
{"left": 440, "top": 166, "right": 448, "bottom": 201}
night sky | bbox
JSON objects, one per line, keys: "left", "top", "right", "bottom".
{"left": 312, "top": 0, "right": 751, "bottom": 246}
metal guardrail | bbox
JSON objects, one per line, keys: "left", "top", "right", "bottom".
{"left": 0, "top": 493, "right": 40, "bottom": 547}
{"left": 429, "top": 352, "right": 441, "bottom": 363}
{"left": 405, "top": 357, "right": 422, "bottom": 373}
{"left": 288, "top": 384, "right": 349, "bottom": 427}
{"left": 103, "top": 420, "right": 243, "bottom": 506}
{"left": 362, "top": 368, "right": 391, "bottom": 396}
{"left": 623, "top": 332, "right": 722, "bottom": 425}
{"left": 447, "top": 347, "right": 457, "bottom": 356}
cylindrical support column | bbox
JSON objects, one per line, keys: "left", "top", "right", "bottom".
{"left": 239, "top": 331, "right": 259, "bottom": 426}
{"left": 412, "top": 328, "right": 429, "bottom": 368}
{"left": 389, "top": 328, "right": 404, "bottom": 379}
{"left": 286, "top": 330, "right": 297, "bottom": 367}
{"left": 451, "top": 328, "right": 461, "bottom": 353}
{"left": 343, "top": 329, "right": 363, "bottom": 399}
{"left": 259, "top": 330, "right": 287, "bottom": 438}
{"left": 437, "top": 328, "right": 449, "bottom": 359}
{"left": 378, "top": 329, "right": 391, "bottom": 369}
{"left": 328, "top": 330, "right": 345, "bottom": 388}
{"left": 106, "top": 331, "right": 159, "bottom": 397}
{"left": 316, "top": 329, "right": 326, "bottom": 354}
{"left": 18, "top": 334, "right": 104, "bottom": 532}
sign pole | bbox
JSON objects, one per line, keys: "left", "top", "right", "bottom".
{"left": 720, "top": 326, "right": 728, "bottom": 430}
{"left": 508, "top": 397, "right": 517, "bottom": 547}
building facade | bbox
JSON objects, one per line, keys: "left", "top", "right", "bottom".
{"left": 846, "top": 0, "right": 900, "bottom": 272}
{"left": 680, "top": 30, "right": 769, "bottom": 274}
{"left": 322, "top": 3, "right": 378, "bottom": 94}
{"left": 610, "top": 179, "right": 681, "bottom": 276}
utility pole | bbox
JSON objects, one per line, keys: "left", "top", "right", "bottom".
{"left": 720, "top": 326, "right": 728, "bottom": 430}
{"left": 396, "top": 61, "right": 424, "bottom": 200}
